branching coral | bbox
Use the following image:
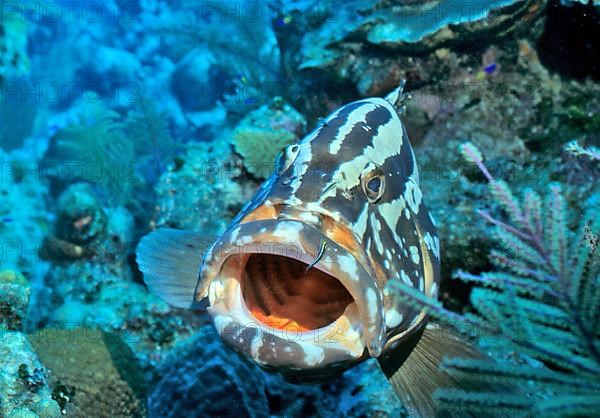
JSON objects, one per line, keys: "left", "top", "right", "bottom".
{"left": 388, "top": 142, "right": 600, "bottom": 416}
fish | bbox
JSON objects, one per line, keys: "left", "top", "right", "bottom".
{"left": 484, "top": 63, "right": 498, "bottom": 74}
{"left": 137, "top": 82, "right": 482, "bottom": 417}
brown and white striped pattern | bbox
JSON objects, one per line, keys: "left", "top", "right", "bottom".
{"left": 200, "top": 87, "right": 441, "bottom": 374}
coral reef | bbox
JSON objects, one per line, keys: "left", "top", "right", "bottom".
{"left": 153, "top": 133, "right": 256, "bottom": 235}
{"left": 32, "top": 177, "right": 200, "bottom": 371}
{"left": 44, "top": 102, "right": 138, "bottom": 204}
{"left": 0, "top": 270, "right": 30, "bottom": 331}
{"left": 54, "top": 183, "right": 107, "bottom": 245}
{"left": 0, "top": 3, "right": 29, "bottom": 81}
{"left": 28, "top": 328, "right": 147, "bottom": 417}
{"left": 149, "top": 325, "right": 404, "bottom": 417}
{"left": 275, "top": 0, "right": 546, "bottom": 113}
{"left": 149, "top": 326, "right": 270, "bottom": 418}
{"left": 0, "top": 332, "right": 60, "bottom": 417}
{"left": 1, "top": 0, "right": 598, "bottom": 416}
{"left": 232, "top": 98, "right": 307, "bottom": 179}
{"left": 0, "top": 148, "right": 50, "bottom": 281}
{"left": 408, "top": 36, "right": 600, "bottom": 295}
{"left": 155, "top": 0, "right": 280, "bottom": 114}
{"left": 389, "top": 142, "right": 600, "bottom": 416}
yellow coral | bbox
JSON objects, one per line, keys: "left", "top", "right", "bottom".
{"left": 0, "top": 270, "right": 27, "bottom": 286}
{"left": 231, "top": 99, "right": 306, "bottom": 179}
{"left": 233, "top": 126, "right": 296, "bottom": 179}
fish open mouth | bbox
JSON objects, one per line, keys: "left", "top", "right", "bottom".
{"left": 202, "top": 218, "right": 386, "bottom": 369}
{"left": 242, "top": 253, "right": 355, "bottom": 331}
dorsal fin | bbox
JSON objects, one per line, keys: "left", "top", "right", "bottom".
{"left": 136, "top": 228, "right": 205, "bottom": 309}
{"left": 384, "top": 80, "right": 412, "bottom": 115}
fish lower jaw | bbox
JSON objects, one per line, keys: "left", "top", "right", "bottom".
{"left": 207, "top": 274, "right": 366, "bottom": 370}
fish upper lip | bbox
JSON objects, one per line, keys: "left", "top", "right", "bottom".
{"left": 201, "top": 218, "right": 386, "bottom": 359}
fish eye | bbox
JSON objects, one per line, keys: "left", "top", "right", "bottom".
{"left": 275, "top": 144, "right": 300, "bottom": 175}
{"left": 368, "top": 177, "right": 381, "bottom": 192}
{"left": 360, "top": 164, "right": 385, "bottom": 203}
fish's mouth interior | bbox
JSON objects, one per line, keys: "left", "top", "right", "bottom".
{"left": 241, "top": 253, "right": 355, "bottom": 331}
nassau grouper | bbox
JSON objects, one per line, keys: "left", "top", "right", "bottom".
{"left": 137, "top": 83, "right": 482, "bottom": 417}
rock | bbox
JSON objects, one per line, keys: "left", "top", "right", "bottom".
{"left": 54, "top": 183, "right": 107, "bottom": 246}
{"left": 149, "top": 327, "right": 269, "bottom": 418}
{"left": 39, "top": 259, "right": 201, "bottom": 367}
{"left": 0, "top": 270, "right": 30, "bottom": 331}
{"left": 170, "top": 50, "right": 233, "bottom": 112}
{"left": 149, "top": 325, "right": 405, "bottom": 417}
{"left": 396, "top": 31, "right": 600, "bottom": 294}
{"left": 28, "top": 328, "right": 147, "bottom": 417}
{"left": 0, "top": 149, "right": 51, "bottom": 281}
{"left": 0, "top": 7, "right": 29, "bottom": 81}
{"left": 274, "top": 0, "right": 546, "bottom": 117}
{"left": 0, "top": 332, "right": 61, "bottom": 418}
{"left": 153, "top": 133, "right": 257, "bottom": 235}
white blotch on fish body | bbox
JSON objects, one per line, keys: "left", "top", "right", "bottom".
{"left": 409, "top": 246, "right": 420, "bottom": 265}
{"left": 272, "top": 222, "right": 303, "bottom": 243}
{"left": 297, "top": 211, "right": 319, "bottom": 225}
{"left": 385, "top": 310, "right": 404, "bottom": 329}
{"left": 404, "top": 176, "right": 422, "bottom": 214}
{"left": 370, "top": 212, "right": 384, "bottom": 255}
{"left": 366, "top": 288, "right": 378, "bottom": 323}
{"left": 378, "top": 198, "right": 406, "bottom": 239}
{"left": 338, "top": 254, "right": 359, "bottom": 280}
{"left": 329, "top": 103, "right": 379, "bottom": 155}
{"left": 400, "top": 271, "right": 412, "bottom": 287}
{"left": 430, "top": 282, "right": 438, "bottom": 298}
{"left": 301, "top": 343, "right": 325, "bottom": 366}
{"left": 353, "top": 204, "right": 369, "bottom": 239}
{"left": 251, "top": 336, "right": 263, "bottom": 360}
{"left": 424, "top": 232, "right": 440, "bottom": 259}
{"left": 229, "top": 227, "right": 240, "bottom": 243}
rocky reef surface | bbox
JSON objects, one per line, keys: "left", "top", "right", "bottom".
{"left": 0, "top": 0, "right": 598, "bottom": 416}
{"left": 148, "top": 325, "right": 405, "bottom": 418}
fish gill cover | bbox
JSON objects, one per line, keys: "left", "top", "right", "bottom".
{"left": 0, "top": 0, "right": 598, "bottom": 417}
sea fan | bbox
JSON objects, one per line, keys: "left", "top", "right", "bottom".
{"left": 388, "top": 142, "right": 600, "bottom": 416}
{"left": 125, "top": 96, "right": 178, "bottom": 182}
{"left": 52, "top": 98, "right": 178, "bottom": 204}
{"left": 53, "top": 102, "right": 137, "bottom": 203}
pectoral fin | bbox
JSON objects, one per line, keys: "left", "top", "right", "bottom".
{"left": 378, "top": 323, "right": 487, "bottom": 417}
{"left": 136, "top": 228, "right": 206, "bottom": 309}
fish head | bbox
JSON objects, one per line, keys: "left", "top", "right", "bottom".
{"left": 197, "top": 86, "right": 441, "bottom": 377}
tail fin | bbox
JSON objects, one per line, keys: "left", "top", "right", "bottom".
{"left": 378, "top": 323, "right": 486, "bottom": 417}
